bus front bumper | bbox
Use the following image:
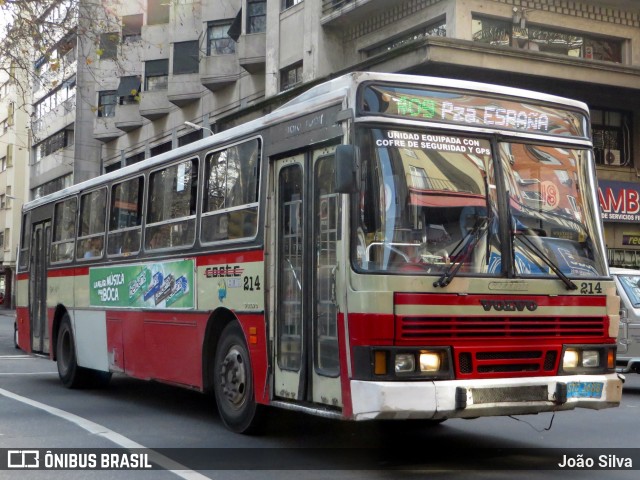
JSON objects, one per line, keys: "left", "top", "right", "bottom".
{"left": 349, "top": 373, "right": 623, "bottom": 420}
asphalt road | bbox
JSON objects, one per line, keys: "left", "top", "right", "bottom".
{"left": 1, "top": 309, "right": 639, "bottom": 479}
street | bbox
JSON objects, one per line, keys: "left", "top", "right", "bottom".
{"left": 1, "top": 310, "right": 639, "bottom": 479}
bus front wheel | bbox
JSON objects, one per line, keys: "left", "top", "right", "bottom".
{"left": 213, "top": 323, "right": 263, "bottom": 434}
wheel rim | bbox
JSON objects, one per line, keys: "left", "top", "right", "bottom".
{"left": 219, "top": 346, "right": 247, "bottom": 409}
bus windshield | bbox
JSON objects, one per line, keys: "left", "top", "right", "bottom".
{"left": 354, "top": 127, "right": 606, "bottom": 278}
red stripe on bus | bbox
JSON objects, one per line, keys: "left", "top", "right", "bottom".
{"left": 195, "top": 249, "right": 264, "bottom": 266}
{"left": 16, "top": 273, "right": 29, "bottom": 281}
{"left": 46, "top": 267, "right": 89, "bottom": 278}
{"left": 394, "top": 293, "right": 607, "bottom": 307}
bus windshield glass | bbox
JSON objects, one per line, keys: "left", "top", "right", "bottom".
{"left": 503, "top": 143, "right": 606, "bottom": 278}
{"left": 354, "top": 127, "right": 606, "bottom": 278}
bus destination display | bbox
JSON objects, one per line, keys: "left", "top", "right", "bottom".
{"left": 360, "top": 83, "right": 588, "bottom": 139}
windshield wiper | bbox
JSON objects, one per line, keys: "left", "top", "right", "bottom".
{"left": 434, "top": 217, "right": 489, "bottom": 288}
{"left": 513, "top": 233, "right": 577, "bottom": 290}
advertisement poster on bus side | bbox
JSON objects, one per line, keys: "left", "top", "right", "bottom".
{"left": 89, "top": 259, "right": 195, "bottom": 309}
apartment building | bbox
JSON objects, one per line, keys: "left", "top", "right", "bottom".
{"left": 30, "top": 0, "right": 102, "bottom": 198}
{"left": 78, "top": 0, "right": 639, "bottom": 266}
{"left": 0, "top": 67, "right": 30, "bottom": 308}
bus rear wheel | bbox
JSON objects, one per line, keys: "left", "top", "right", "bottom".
{"left": 56, "top": 315, "right": 111, "bottom": 389}
{"left": 213, "top": 323, "right": 263, "bottom": 434}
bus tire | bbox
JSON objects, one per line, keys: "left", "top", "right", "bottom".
{"left": 14, "top": 322, "right": 19, "bottom": 349}
{"left": 213, "top": 322, "right": 262, "bottom": 434}
{"left": 56, "top": 315, "right": 112, "bottom": 389}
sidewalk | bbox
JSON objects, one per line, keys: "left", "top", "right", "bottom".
{"left": 0, "top": 309, "right": 16, "bottom": 318}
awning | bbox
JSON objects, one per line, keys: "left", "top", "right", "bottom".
{"left": 116, "top": 76, "right": 141, "bottom": 96}
{"left": 410, "top": 191, "right": 486, "bottom": 208}
{"left": 227, "top": 9, "right": 242, "bottom": 42}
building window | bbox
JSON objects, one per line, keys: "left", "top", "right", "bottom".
{"left": 0, "top": 195, "right": 5, "bottom": 209}
{"left": 150, "top": 141, "right": 172, "bottom": 157}
{"left": 98, "top": 91, "right": 116, "bottom": 117}
{"left": 122, "top": 14, "right": 143, "bottom": 43}
{"left": 207, "top": 22, "right": 236, "bottom": 55}
{"left": 126, "top": 152, "right": 146, "bottom": 165}
{"left": 472, "top": 16, "right": 623, "bottom": 63}
{"left": 366, "top": 20, "right": 446, "bottom": 57}
{"left": 0, "top": 156, "right": 6, "bottom": 172}
{"left": 33, "top": 174, "right": 73, "bottom": 199}
{"left": 147, "top": 0, "right": 170, "bottom": 25}
{"left": 591, "top": 109, "right": 632, "bottom": 167}
{"left": 145, "top": 59, "right": 169, "bottom": 90}
{"left": 178, "top": 129, "right": 203, "bottom": 147}
{"left": 99, "top": 32, "right": 119, "bottom": 60}
{"left": 2, "top": 229, "right": 8, "bottom": 251}
{"left": 280, "top": 62, "right": 303, "bottom": 91}
{"left": 173, "top": 41, "right": 200, "bottom": 74}
{"left": 247, "top": 0, "right": 266, "bottom": 34}
{"left": 116, "top": 76, "right": 141, "bottom": 105}
{"left": 282, "top": 0, "right": 303, "bottom": 9}
{"left": 7, "top": 102, "right": 14, "bottom": 126}
{"left": 35, "top": 130, "right": 70, "bottom": 161}
{"left": 0, "top": 231, "right": 4, "bottom": 249}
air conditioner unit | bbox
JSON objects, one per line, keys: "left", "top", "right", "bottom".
{"left": 606, "top": 149, "right": 621, "bottom": 166}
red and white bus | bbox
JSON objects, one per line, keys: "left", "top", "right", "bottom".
{"left": 15, "top": 72, "right": 623, "bottom": 432}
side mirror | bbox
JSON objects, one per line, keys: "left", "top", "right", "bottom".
{"left": 335, "top": 145, "right": 359, "bottom": 194}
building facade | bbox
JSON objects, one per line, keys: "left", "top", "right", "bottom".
{"left": 76, "top": 0, "right": 640, "bottom": 267}
{"left": 0, "top": 66, "right": 30, "bottom": 308}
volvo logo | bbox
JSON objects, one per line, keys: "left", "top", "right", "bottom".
{"left": 480, "top": 299, "right": 538, "bottom": 312}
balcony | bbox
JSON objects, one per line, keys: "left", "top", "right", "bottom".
{"left": 321, "top": 0, "right": 405, "bottom": 26}
{"left": 139, "top": 90, "right": 173, "bottom": 120}
{"left": 114, "top": 103, "right": 144, "bottom": 132}
{"left": 167, "top": 73, "right": 204, "bottom": 106}
{"left": 237, "top": 33, "right": 266, "bottom": 73}
{"left": 93, "top": 117, "right": 122, "bottom": 143}
{"left": 200, "top": 55, "right": 241, "bottom": 92}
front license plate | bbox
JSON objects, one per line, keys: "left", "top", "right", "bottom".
{"left": 566, "top": 381, "right": 603, "bottom": 399}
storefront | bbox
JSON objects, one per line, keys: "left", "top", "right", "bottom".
{"left": 599, "top": 180, "right": 640, "bottom": 268}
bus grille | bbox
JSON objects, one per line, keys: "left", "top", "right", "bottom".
{"left": 398, "top": 315, "right": 607, "bottom": 340}
{"left": 397, "top": 315, "right": 605, "bottom": 377}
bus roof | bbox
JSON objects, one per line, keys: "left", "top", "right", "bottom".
{"left": 22, "top": 72, "right": 589, "bottom": 212}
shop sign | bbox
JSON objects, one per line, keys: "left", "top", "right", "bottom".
{"left": 598, "top": 180, "right": 640, "bottom": 223}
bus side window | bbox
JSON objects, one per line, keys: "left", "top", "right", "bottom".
{"left": 51, "top": 198, "right": 77, "bottom": 263}
{"left": 108, "top": 177, "right": 143, "bottom": 256}
{"left": 145, "top": 158, "right": 198, "bottom": 250}
{"left": 77, "top": 188, "right": 106, "bottom": 261}
{"left": 201, "top": 139, "right": 260, "bottom": 243}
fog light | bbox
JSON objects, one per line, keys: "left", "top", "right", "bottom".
{"left": 582, "top": 350, "right": 600, "bottom": 368}
{"left": 395, "top": 353, "right": 415, "bottom": 373}
{"left": 419, "top": 352, "right": 441, "bottom": 372}
{"left": 563, "top": 349, "right": 579, "bottom": 369}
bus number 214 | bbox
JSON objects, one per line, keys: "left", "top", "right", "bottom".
{"left": 244, "top": 276, "right": 261, "bottom": 291}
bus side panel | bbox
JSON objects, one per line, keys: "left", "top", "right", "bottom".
{"left": 116, "top": 310, "right": 204, "bottom": 389}
{"left": 71, "top": 309, "right": 109, "bottom": 372}
{"left": 236, "top": 313, "right": 269, "bottom": 404}
{"left": 15, "top": 306, "right": 31, "bottom": 352}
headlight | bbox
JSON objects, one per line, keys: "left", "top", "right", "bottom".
{"left": 395, "top": 353, "right": 415, "bottom": 373}
{"left": 582, "top": 350, "right": 600, "bottom": 368}
{"left": 563, "top": 349, "right": 579, "bottom": 369}
{"left": 419, "top": 352, "right": 441, "bottom": 372}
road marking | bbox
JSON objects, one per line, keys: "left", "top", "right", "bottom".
{"left": 0, "top": 355, "right": 38, "bottom": 359}
{"left": 0, "top": 387, "right": 212, "bottom": 480}
{"left": 0, "top": 372, "right": 58, "bottom": 375}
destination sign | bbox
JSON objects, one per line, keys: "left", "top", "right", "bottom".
{"left": 359, "top": 83, "right": 588, "bottom": 139}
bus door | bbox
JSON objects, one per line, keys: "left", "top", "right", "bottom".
{"left": 272, "top": 147, "right": 342, "bottom": 408}
{"left": 30, "top": 221, "right": 51, "bottom": 354}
